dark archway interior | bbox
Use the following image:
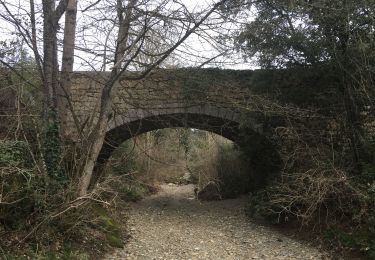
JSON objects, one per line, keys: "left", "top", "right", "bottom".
{"left": 96, "top": 112, "right": 283, "bottom": 192}
{"left": 97, "top": 113, "right": 241, "bottom": 166}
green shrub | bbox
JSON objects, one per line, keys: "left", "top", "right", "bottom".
{"left": 0, "top": 140, "right": 126, "bottom": 257}
{"left": 96, "top": 211, "right": 123, "bottom": 248}
{"left": 118, "top": 185, "right": 145, "bottom": 202}
{"left": 0, "top": 141, "right": 38, "bottom": 228}
{"left": 323, "top": 226, "right": 375, "bottom": 258}
{"left": 0, "top": 141, "right": 32, "bottom": 167}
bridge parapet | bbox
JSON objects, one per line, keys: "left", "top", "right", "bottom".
{"left": 62, "top": 67, "right": 338, "bottom": 143}
{"left": 64, "top": 69, "right": 266, "bottom": 141}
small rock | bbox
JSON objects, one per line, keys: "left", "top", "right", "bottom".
{"left": 197, "top": 181, "right": 221, "bottom": 201}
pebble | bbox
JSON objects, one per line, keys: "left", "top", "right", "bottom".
{"left": 105, "top": 184, "right": 328, "bottom": 260}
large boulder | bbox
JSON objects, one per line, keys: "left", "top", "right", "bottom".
{"left": 197, "top": 181, "right": 221, "bottom": 201}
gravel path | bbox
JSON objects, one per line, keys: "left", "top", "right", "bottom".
{"left": 106, "top": 184, "right": 328, "bottom": 260}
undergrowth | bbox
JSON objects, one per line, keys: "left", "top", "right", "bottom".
{"left": 0, "top": 137, "right": 132, "bottom": 259}
{"left": 244, "top": 119, "right": 375, "bottom": 258}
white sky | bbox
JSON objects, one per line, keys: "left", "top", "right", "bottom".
{"left": 0, "top": 0, "right": 257, "bottom": 71}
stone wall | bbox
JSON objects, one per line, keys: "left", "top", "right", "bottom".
{"left": 63, "top": 69, "right": 265, "bottom": 141}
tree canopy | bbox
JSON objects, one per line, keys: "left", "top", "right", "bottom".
{"left": 229, "top": 0, "right": 375, "bottom": 68}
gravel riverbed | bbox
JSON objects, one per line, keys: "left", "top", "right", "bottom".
{"left": 105, "top": 184, "right": 329, "bottom": 260}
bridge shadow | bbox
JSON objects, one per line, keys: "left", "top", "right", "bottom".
{"left": 96, "top": 113, "right": 281, "bottom": 192}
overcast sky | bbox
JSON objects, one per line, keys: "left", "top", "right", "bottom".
{"left": 0, "top": 0, "right": 257, "bottom": 70}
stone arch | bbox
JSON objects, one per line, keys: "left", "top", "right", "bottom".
{"left": 96, "top": 110, "right": 282, "bottom": 192}
{"left": 97, "top": 108, "right": 264, "bottom": 165}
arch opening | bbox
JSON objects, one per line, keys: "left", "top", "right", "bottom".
{"left": 96, "top": 112, "right": 282, "bottom": 195}
{"left": 98, "top": 113, "right": 242, "bottom": 166}
{"left": 105, "top": 126, "right": 250, "bottom": 200}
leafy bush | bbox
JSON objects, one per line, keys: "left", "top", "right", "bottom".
{"left": 0, "top": 139, "right": 129, "bottom": 258}
{"left": 0, "top": 141, "right": 37, "bottom": 228}
{"left": 105, "top": 177, "right": 151, "bottom": 202}
{"left": 0, "top": 141, "right": 32, "bottom": 167}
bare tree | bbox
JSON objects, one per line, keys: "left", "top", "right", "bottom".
{"left": 0, "top": 0, "right": 229, "bottom": 195}
{"left": 77, "top": 0, "right": 229, "bottom": 195}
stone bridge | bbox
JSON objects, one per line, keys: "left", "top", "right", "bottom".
{"left": 63, "top": 67, "right": 334, "bottom": 164}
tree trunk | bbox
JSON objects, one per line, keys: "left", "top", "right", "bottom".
{"left": 342, "top": 73, "right": 363, "bottom": 171}
{"left": 42, "top": 0, "right": 59, "bottom": 117}
{"left": 78, "top": 0, "right": 228, "bottom": 195}
{"left": 59, "top": 0, "right": 78, "bottom": 140}
{"left": 79, "top": 0, "right": 138, "bottom": 196}
{"left": 79, "top": 80, "right": 114, "bottom": 196}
